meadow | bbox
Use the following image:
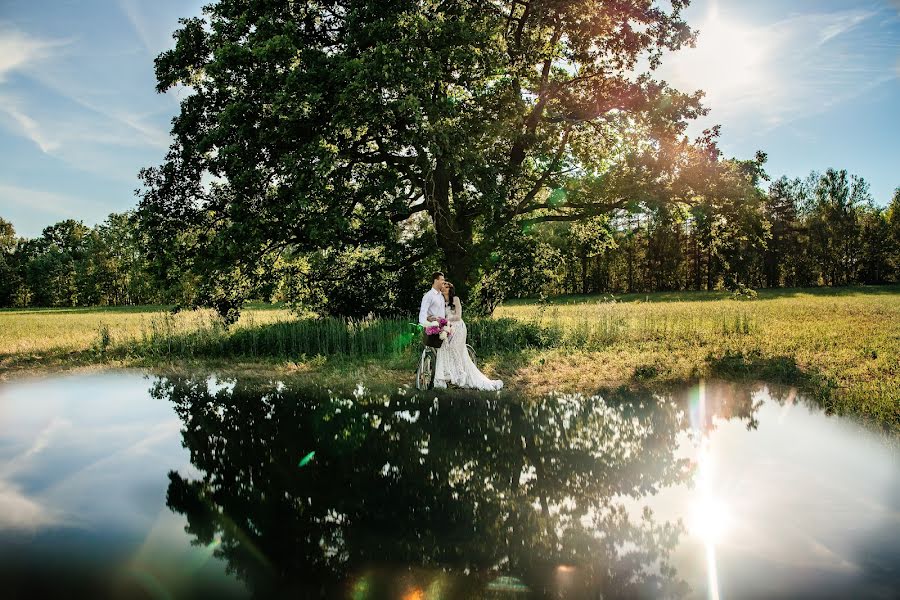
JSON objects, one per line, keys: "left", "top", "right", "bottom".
{"left": 1, "top": 286, "right": 897, "bottom": 431}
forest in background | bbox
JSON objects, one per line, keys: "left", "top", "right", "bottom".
{"left": 2, "top": 167, "right": 898, "bottom": 317}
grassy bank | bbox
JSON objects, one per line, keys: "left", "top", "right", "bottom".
{"left": 497, "top": 286, "right": 900, "bottom": 428}
{"left": 1, "top": 286, "right": 898, "bottom": 430}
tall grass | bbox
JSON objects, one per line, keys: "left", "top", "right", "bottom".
{"left": 128, "top": 314, "right": 420, "bottom": 359}
{"left": 109, "top": 306, "right": 755, "bottom": 360}
{"left": 0, "top": 303, "right": 294, "bottom": 356}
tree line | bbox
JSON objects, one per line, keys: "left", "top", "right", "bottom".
{"left": 2, "top": 168, "right": 897, "bottom": 312}
{"left": 0, "top": 213, "right": 164, "bottom": 308}
{"left": 496, "top": 169, "right": 900, "bottom": 301}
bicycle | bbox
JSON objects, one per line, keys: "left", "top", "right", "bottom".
{"left": 416, "top": 341, "right": 478, "bottom": 390}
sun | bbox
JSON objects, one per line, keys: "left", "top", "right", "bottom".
{"left": 668, "top": 9, "right": 770, "bottom": 106}
{"left": 689, "top": 494, "right": 733, "bottom": 544}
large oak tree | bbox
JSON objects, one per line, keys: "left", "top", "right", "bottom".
{"left": 140, "top": 0, "right": 722, "bottom": 320}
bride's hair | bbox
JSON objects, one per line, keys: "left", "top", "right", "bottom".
{"left": 445, "top": 282, "right": 456, "bottom": 307}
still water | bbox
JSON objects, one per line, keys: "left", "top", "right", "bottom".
{"left": 0, "top": 373, "right": 896, "bottom": 599}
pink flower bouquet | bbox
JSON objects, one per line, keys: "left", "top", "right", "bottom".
{"left": 424, "top": 318, "right": 452, "bottom": 342}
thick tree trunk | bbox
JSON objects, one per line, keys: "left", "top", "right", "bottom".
{"left": 581, "top": 252, "right": 589, "bottom": 295}
{"left": 443, "top": 240, "right": 475, "bottom": 301}
{"left": 428, "top": 160, "right": 478, "bottom": 303}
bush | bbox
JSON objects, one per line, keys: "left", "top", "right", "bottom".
{"left": 729, "top": 282, "right": 758, "bottom": 300}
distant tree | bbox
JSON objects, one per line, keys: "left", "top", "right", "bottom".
{"left": 645, "top": 202, "right": 687, "bottom": 291}
{"left": 807, "top": 169, "right": 867, "bottom": 286}
{"left": 18, "top": 219, "right": 90, "bottom": 307}
{"left": 762, "top": 177, "right": 803, "bottom": 287}
{"left": 709, "top": 157, "right": 769, "bottom": 289}
{"left": 857, "top": 205, "right": 892, "bottom": 284}
{"left": 87, "top": 212, "right": 159, "bottom": 305}
{"left": 0, "top": 217, "right": 14, "bottom": 252}
{"left": 0, "top": 217, "right": 18, "bottom": 305}
{"left": 887, "top": 187, "right": 900, "bottom": 280}
{"left": 677, "top": 154, "right": 768, "bottom": 291}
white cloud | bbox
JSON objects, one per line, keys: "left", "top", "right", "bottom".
{"left": 816, "top": 11, "right": 875, "bottom": 46}
{"left": 0, "top": 27, "right": 70, "bottom": 152}
{"left": 0, "top": 183, "right": 108, "bottom": 218}
{"left": 0, "top": 22, "right": 171, "bottom": 179}
{"left": 0, "top": 99, "right": 61, "bottom": 153}
{"left": 0, "top": 417, "right": 72, "bottom": 531}
{"left": 117, "top": 0, "right": 187, "bottom": 56}
{"left": 10, "top": 65, "right": 173, "bottom": 151}
{"left": 118, "top": 0, "right": 158, "bottom": 54}
{"left": 0, "top": 25, "right": 69, "bottom": 82}
{"left": 0, "top": 479, "right": 63, "bottom": 531}
{"left": 657, "top": 6, "right": 897, "bottom": 139}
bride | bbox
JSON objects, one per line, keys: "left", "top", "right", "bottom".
{"left": 432, "top": 282, "right": 503, "bottom": 391}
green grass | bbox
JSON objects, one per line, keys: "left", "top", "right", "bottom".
{"left": 495, "top": 285, "right": 900, "bottom": 428}
{"left": 1, "top": 286, "right": 898, "bottom": 431}
{"left": 0, "top": 302, "right": 293, "bottom": 356}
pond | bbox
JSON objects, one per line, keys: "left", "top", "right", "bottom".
{"left": 0, "top": 373, "right": 897, "bottom": 599}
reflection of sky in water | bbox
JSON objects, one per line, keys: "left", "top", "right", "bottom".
{"left": 0, "top": 373, "right": 243, "bottom": 597}
{"left": 0, "top": 373, "right": 897, "bottom": 598}
{"left": 634, "top": 382, "right": 900, "bottom": 599}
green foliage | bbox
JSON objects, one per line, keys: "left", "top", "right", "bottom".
{"left": 276, "top": 244, "right": 437, "bottom": 319}
{"left": 0, "top": 212, "right": 178, "bottom": 309}
{"left": 806, "top": 169, "right": 869, "bottom": 285}
{"left": 139, "top": 0, "right": 721, "bottom": 317}
{"left": 113, "top": 313, "right": 557, "bottom": 360}
{"left": 886, "top": 188, "right": 900, "bottom": 276}
{"left": 490, "top": 167, "right": 898, "bottom": 299}
{"left": 131, "top": 315, "right": 416, "bottom": 359}
{"left": 729, "top": 282, "right": 758, "bottom": 301}
{"left": 4, "top": 159, "right": 896, "bottom": 314}
{"left": 0, "top": 217, "right": 19, "bottom": 306}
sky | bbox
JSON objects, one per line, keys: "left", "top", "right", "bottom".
{"left": 0, "top": 0, "right": 898, "bottom": 238}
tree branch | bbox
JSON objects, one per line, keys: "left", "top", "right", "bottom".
{"left": 519, "top": 198, "right": 631, "bottom": 225}
{"left": 390, "top": 201, "right": 429, "bottom": 223}
{"left": 510, "top": 125, "right": 572, "bottom": 217}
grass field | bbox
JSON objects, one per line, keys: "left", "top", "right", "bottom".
{"left": 496, "top": 286, "right": 900, "bottom": 428}
{"left": 0, "top": 302, "right": 295, "bottom": 356}
{"left": 1, "top": 286, "right": 897, "bottom": 430}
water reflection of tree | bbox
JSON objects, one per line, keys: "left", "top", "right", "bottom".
{"left": 153, "top": 377, "right": 757, "bottom": 598}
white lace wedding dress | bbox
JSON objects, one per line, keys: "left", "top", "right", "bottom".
{"left": 433, "top": 297, "right": 503, "bottom": 391}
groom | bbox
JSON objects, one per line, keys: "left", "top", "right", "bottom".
{"left": 418, "top": 271, "right": 446, "bottom": 326}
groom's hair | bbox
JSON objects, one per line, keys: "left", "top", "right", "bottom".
{"left": 431, "top": 271, "right": 444, "bottom": 282}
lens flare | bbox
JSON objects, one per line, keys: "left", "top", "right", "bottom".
{"left": 689, "top": 380, "right": 730, "bottom": 600}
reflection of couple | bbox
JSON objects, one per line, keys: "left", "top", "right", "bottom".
{"left": 418, "top": 271, "right": 503, "bottom": 391}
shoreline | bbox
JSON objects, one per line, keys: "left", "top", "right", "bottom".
{"left": 2, "top": 350, "right": 895, "bottom": 434}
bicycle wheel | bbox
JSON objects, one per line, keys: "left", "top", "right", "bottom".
{"left": 416, "top": 347, "right": 437, "bottom": 390}
{"left": 466, "top": 344, "right": 477, "bottom": 366}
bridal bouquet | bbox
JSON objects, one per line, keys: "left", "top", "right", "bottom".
{"left": 425, "top": 318, "right": 452, "bottom": 341}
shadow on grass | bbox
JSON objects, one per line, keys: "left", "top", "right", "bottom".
{"left": 704, "top": 349, "right": 839, "bottom": 406}
{"left": 0, "top": 304, "right": 177, "bottom": 316}
{"left": 0, "top": 301, "right": 291, "bottom": 316}
{"left": 504, "top": 284, "right": 900, "bottom": 306}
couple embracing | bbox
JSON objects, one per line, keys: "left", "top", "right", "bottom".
{"left": 418, "top": 272, "right": 504, "bottom": 391}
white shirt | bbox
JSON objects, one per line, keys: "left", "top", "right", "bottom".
{"left": 418, "top": 288, "right": 446, "bottom": 326}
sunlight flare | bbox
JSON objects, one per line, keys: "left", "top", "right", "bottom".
{"left": 689, "top": 380, "right": 733, "bottom": 600}
{"left": 669, "top": 5, "right": 770, "bottom": 105}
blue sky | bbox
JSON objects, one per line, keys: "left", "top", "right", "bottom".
{"left": 1, "top": 0, "right": 898, "bottom": 238}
